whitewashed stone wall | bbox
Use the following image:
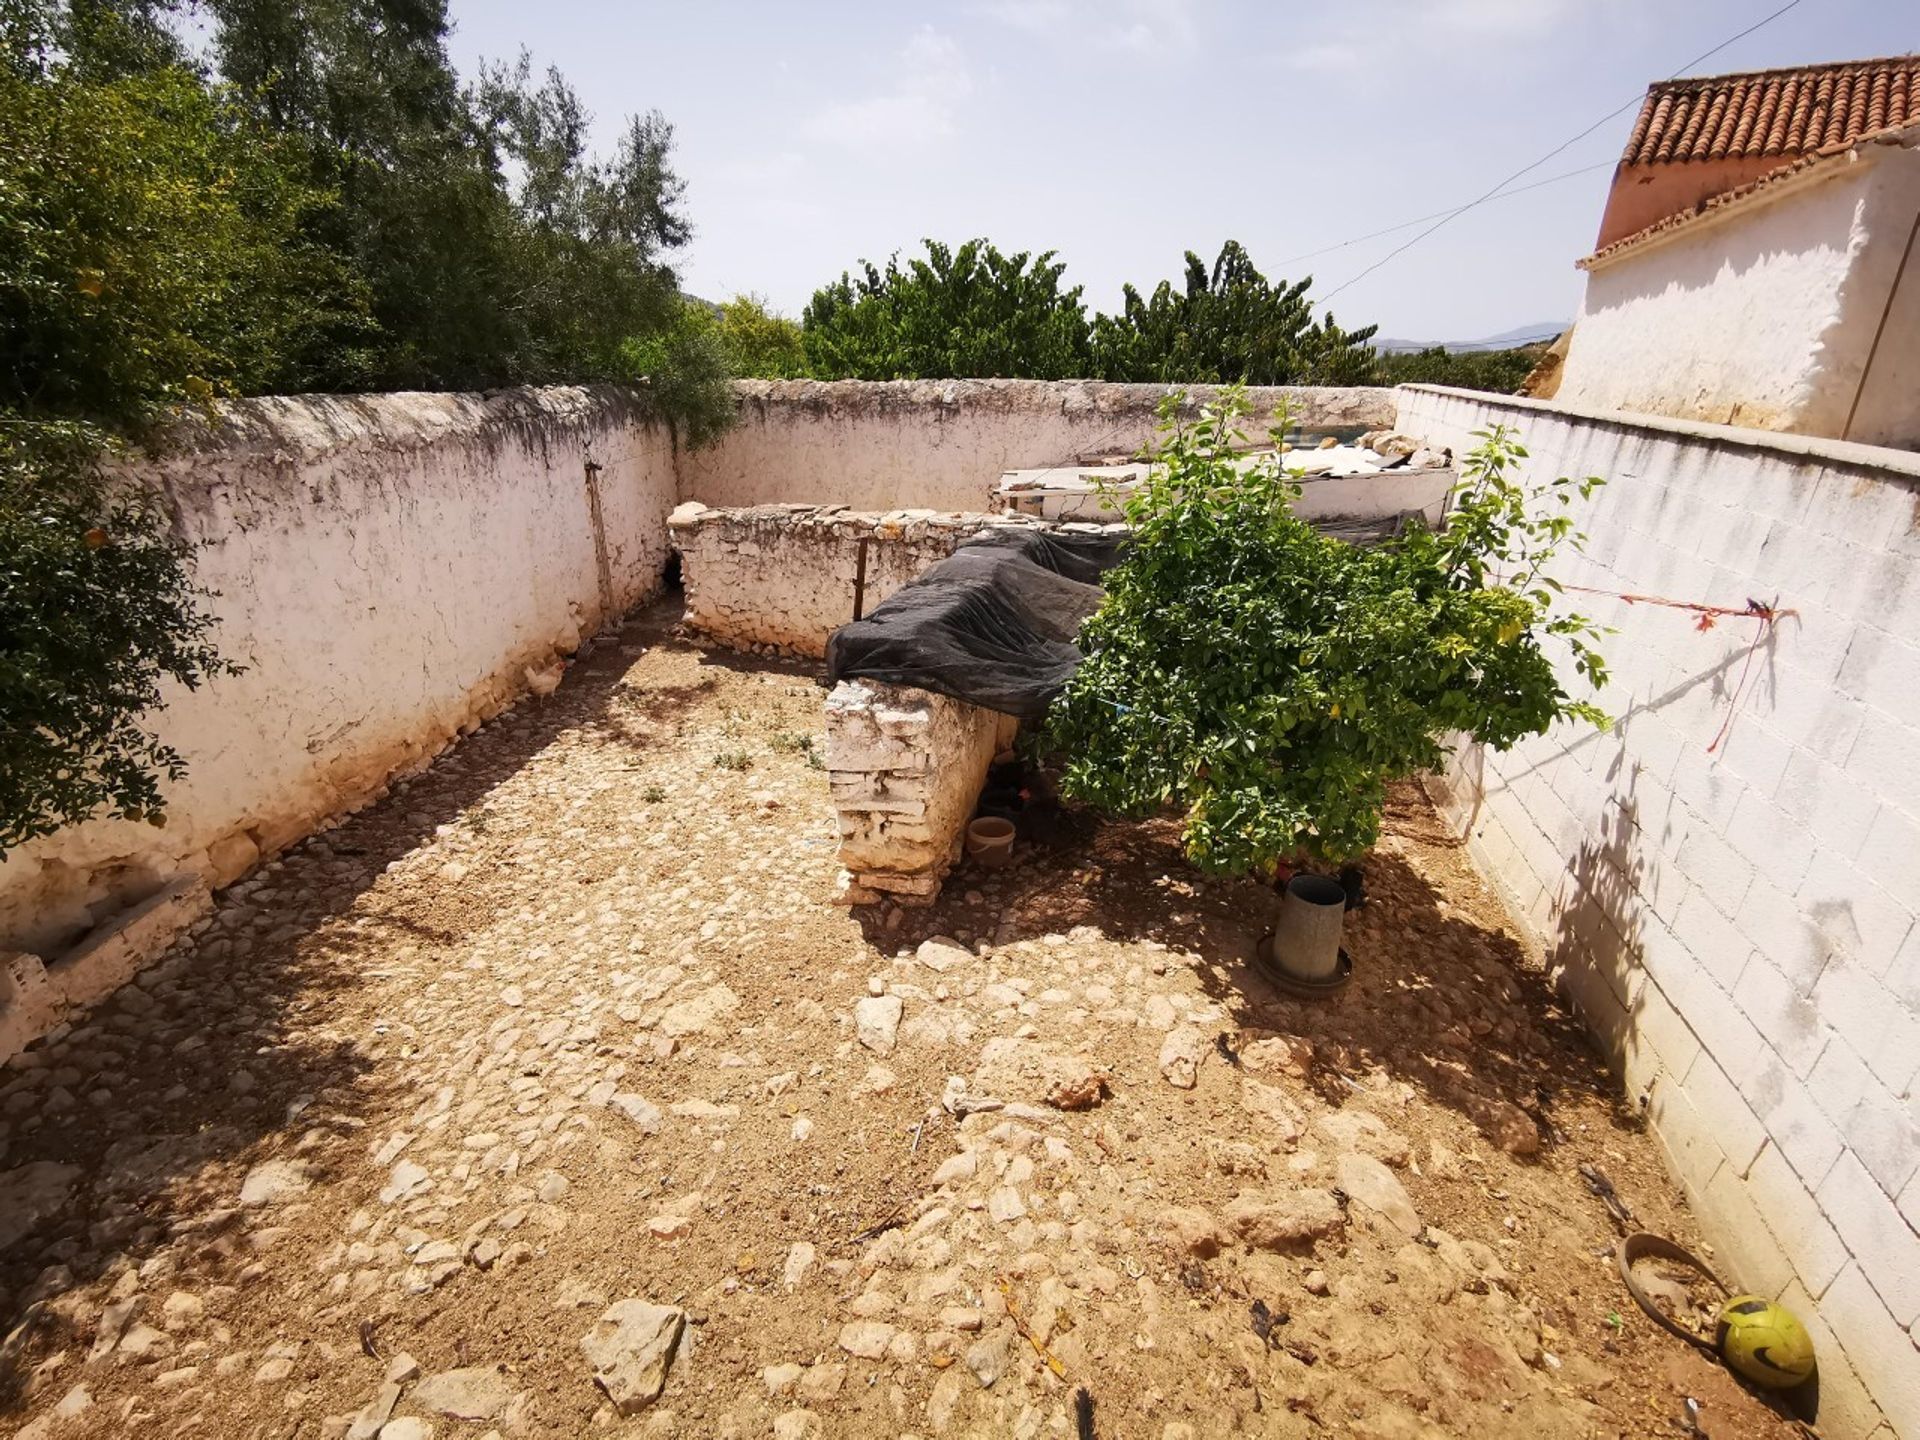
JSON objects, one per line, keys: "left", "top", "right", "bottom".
{"left": 678, "top": 380, "right": 1399, "bottom": 513}
{"left": 1561, "top": 136, "right": 1919, "bottom": 448}
{"left": 824, "top": 681, "right": 1013, "bottom": 905}
{"left": 1399, "top": 384, "right": 1920, "bottom": 1440}
{"left": 668, "top": 503, "right": 1034, "bottom": 658}
{"left": 2, "top": 387, "right": 678, "bottom": 974}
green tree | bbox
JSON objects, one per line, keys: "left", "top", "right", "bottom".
{"left": 713, "top": 294, "right": 809, "bottom": 379}
{"left": 1, "top": 46, "right": 367, "bottom": 850}
{"left": 205, "top": 0, "right": 698, "bottom": 395}
{"left": 1089, "top": 241, "right": 1379, "bottom": 386}
{"left": 802, "top": 239, "right": 1091, "bottom": 380}
{"left": 1373, "top": 343, "right": 1544, "bottom": 395}
{"left": 1045, "top": 390, "right": 1607, "bottom": 872}
{"left": 616, "top": 297, "right": 737, "bottom": 450}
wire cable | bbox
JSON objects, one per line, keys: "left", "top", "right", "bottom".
{"left": 1275, "top": 160, "right": 1616, "bottom": 270}
{"left": 1316, "top": 0, "right": 1811, "bottom": 303}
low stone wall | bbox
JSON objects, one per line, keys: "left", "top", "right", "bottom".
{"left": 678, "top": 380, "right": 1399, "bottom": 513}
{"left": 824, "top": 681, "right": 1014, "bottom": 905}
{"left": 668, "top": 503, "right": 1025, "bottom": 658}
{"left": 1399, "top": 384, "right": 1920, "bottom": 1440}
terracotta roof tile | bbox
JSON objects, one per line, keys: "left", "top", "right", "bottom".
{"left": 1622, "top": 55, "right": 1920, "bottom": 166}
{"left": 1582, "top": 121, "right": 1920, "bottom": 269}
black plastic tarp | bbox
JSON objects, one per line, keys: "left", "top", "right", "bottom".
{"left": 825, "top": 527, "right": 1127, "bottom": 720}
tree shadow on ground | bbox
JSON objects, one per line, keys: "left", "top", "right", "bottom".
{"left": 0, "top": 599, "right": 712, "bottom": 1401}
{"left": 873, "top": 781, "right": 1629, "bottom": 1156}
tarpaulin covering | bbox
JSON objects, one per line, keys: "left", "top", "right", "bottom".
{"left": 825, "top": 527, "right": 1127, "bottom": 720}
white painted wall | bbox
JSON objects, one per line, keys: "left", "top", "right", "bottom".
{"left": 2, "top": 387, "right": 679, "bottom": 958}
{"left": 1561, "top": 164, "right": 1870, "bottom": 431}
{"left": 678, "top": 380, "right": 1398, "bottom": 513}
{"left": 1398, "top": 384, "right": 1920, "bottom": 1440}
{"left": 1844, "top": 152, "right": 1920, "bottom": 450}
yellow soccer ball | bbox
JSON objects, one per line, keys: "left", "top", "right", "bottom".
{"left": 1716, "top": 1295, "right": 1815, "bottom": 1388}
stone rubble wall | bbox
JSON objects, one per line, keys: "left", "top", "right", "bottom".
{"left": 1399, "top": 384, "right": 1920, "bottom": 1440}
{"left": 824, "top": 681, "right": 1014, "bottom": 906}
{"left": 678, "top": 379, "right": 1400, "bottom": 513}
{"left": 667, "top": 503, "right": 1044, "bottom": 659}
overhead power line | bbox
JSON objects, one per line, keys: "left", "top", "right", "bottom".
{"left": 1275, "top": 160, "right": 1616, "bottom": 270}
{"left": 1316, "top": 0, "right": 1811, "bottom": 304}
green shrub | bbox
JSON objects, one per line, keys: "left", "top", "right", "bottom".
{"left": 0, "top": 57, "right": 366, "bottom": 852}
{"left": 1046, "top": 389, "right": 1607, "bottom": 871}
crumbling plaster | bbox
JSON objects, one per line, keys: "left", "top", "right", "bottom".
{"left": 1, "top": 386, "right": 680, "bottom": 961}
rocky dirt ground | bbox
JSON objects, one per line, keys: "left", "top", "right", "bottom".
{"left": 0, "top": 600, "right": 1813, "bottom": 1439}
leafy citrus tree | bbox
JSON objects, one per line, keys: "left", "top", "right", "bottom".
{"left": 1045, "top": 390, "right": 1607, "bottom": 871}
{"left": 802, "top": 239, "right": 1091, "bottom": 380}
{"left": 1089, "top": 241, "right": 1379, "bottom": 386}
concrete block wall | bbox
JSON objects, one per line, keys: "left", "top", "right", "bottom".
{"left": 1398, "top": 384, "right": 1920, "bottom": 1440}
{"left": 667, "top": 503, "right": 1045, "bottom": 658}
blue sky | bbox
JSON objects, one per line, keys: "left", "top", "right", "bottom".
{"left": 446, "top": 1, "right": 1916, "bottom": 342}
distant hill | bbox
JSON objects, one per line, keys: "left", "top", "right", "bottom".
{"left": 1372, "top": 321, "right": 1567, "bottom": 355}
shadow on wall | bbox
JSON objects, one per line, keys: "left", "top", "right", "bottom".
{"left": 1480, "top": 618, "right": 1790, "bottom": 1073}
{"left": 0, "top": 603, "right": 713, "bottom": 1405}
{"left": 1573, "top": 186, "right": 1861, "bottom": 430}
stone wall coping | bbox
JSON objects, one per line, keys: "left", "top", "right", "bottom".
{"left": 1396, "top": 384, "right": 1920, "bottom": 486}
{"left": 667, "top": 501, "right": 1126, "bottom": 540}
{"left": 730, "top": 377, "right": 1395, "bottom": 422}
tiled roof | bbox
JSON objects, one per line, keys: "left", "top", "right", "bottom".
{"left": 1581, "top": 120, "right": 1920, "bottom": 269}
{"left": 1621, "top": 55, "right": 1920, "bottom": 166}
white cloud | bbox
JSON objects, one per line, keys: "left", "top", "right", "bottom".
{"left": 1291, "top": 40, "right": 1364, "bottom": 74}
{"left": 1103, "top": 0, "right": 1200, "bottom": 54}
{"left": 972, "top": 0, "right": 1073, "bottom": 33}
{"left": 975, "top": 0, "right": 1201, "bottom": 57}
{"left": 1415, "top": 0, "right": 1581, "bottom": 34}
{"left": 804, "top": 26, "right": 973, "bottom": 151}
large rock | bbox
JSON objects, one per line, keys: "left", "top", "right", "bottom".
{"left": 579, "top": 1300, "right": 685, "bottom": 1414}
{"left": 611, "top": 1093, "right": 663, "bottom": 1134}
{"left": 1223, "top": 1189, "right": 1345, "bottom": 1251}
{"left": 657, "top": 984, "right": 740, "bottom": 1038}
{"left": 0, "top": 1162, "right": 80, "bottom": 1251}
{"left": 1154, "top": 1206, "right": 1226, "bottom": 1258}
{"left": 238, "top": 1159, "right": 312, "bottom": 1207}
{"left": 410, "top": 1367, "right": 517, "bottom": 1421}
{"left": 1157, "top": 1027, "right": 1205, "bottom": 1089}
{"left": 1466, "top": 1095, "right": 1541, "bottom": 1156}
{"left": 916, "top": 937, "right": 972, "bottom": 973}
{"left": 1336, "top": 1152, "right": 1423, "bottom": 1239}
{"left": 854, "top": 996, "right": 903, "bottom": 1055}
{"left": 1315, "top": 1109, "right": 1412, "bottom": 1168}
{"left": 1238, "top": 1077, "right": 1304, "bottom": 1142}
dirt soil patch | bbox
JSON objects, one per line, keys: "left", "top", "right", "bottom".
{"left": 0, "top": 600, "right": 1808, "bottom": 1439}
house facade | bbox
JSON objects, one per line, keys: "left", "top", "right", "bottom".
{"left": 1558, "top": 58, "right": 1920, "bottom": 450}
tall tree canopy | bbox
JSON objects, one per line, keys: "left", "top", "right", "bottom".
{"left": 796, "top": 238, "right": 1379, "bottom": 386}
{"left": 1089, "top": 241, "right": 1379, "bottom": 386}
{"left": 802, "top": 239, "right": 1091, "bottom": 381}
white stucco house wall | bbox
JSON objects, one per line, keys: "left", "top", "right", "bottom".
{"left": 1558, "top": 60, "right": 1920, "bottom": 450}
